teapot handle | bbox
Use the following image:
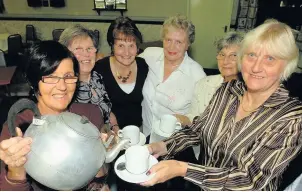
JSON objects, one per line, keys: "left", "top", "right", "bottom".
{"left": 7, "top": 98, "right": 41, "bottom": 137}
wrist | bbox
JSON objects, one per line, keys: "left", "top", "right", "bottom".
{"left": 177, "top": 161, "right": 188, "bottom": 177}
{"left": 7, "top": 166, "right": 27, "bottom": 181}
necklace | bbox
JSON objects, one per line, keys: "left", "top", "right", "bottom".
{"left": 239, "top": 96, "right": 258, "bottom": 113}
{"left": 116, "top": 70, "right": 132, "bottom": 83}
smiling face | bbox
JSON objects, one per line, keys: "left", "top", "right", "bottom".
{"left": 37, "top": 58, "right": 77, "bottom": 114}
{"left": 68, "top": 36, "right": 97, "bottom": 75}
{"left": 241, "top": 45, "right": 286, "bottom": 94}
{"left": 113, "top": 34, "right": 138, "bottom": 66}
{"left": 217, "top": 45, "right": 240, "bottom": 78}
{"left": 163, "top": 27, "right": 189, "bottom": 64}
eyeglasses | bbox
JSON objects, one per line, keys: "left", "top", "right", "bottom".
{"left": 216, "top": 53, "right": 237, "bottom": 61}
{"left": 42, "top": 76, "right": 78, "bottom": 84}
{"left": 73, "top": 47, "right": 97, "bottom": 55}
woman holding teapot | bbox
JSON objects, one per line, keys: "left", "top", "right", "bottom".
{"left": 0, "top": 41, "right": 109, "bottom": 190}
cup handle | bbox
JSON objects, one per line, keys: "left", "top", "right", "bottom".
{"left": 175, "top": 122, "right": 182, "bottom": 130}
{"left": 117, "top": 130, "right": 123, "bottom": 138}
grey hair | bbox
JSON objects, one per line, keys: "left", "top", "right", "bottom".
{"left": 59, "top": 24, "right": 98, "bottom": 49}
{"left": 161, "top": 15, "right": 195, "bottom": 45}
{"left": 215, "top": 31, "right": 244, "bottom": 53}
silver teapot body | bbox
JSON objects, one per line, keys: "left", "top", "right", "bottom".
{"left": 7, "top": 99, "right": 129, "bottom": 190}
{"left": 24, "top": 112, "right": 105, "bottom": 190}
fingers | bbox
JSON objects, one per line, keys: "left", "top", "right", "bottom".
{"left": 0, "top": 137, "right": 23, "bottom": 151}
{"left": 140, "top": 162, "right": 164, "bottom": 186}
{"left": 0, "top": 136, "right": 32, "bottom": 168}
{"left": 16, "top": 127, "right": 23, "bottom": 137}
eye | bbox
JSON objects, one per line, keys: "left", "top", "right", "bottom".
{"left": 247, "top": 53, "right": 256, "bottom": 57}
{"left": 75, "top": 48, "right": 83, "bottom": 51}
{"left": 176, "top": 41, "right": 181, "bottom": 45}
{"left": 267, "top": 56, "right": 275, "bottom": 61}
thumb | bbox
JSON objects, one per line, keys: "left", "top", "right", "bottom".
{"left": 16, "top": 127, "right": 23, "bottom": 137}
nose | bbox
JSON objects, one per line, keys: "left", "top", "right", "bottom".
{"left": 56, "top": 78, "right": 67, "bottom": 91}
{"left": 251, "top": 57, "right": 263, "bottom": 73}
{"left": 124, "top": 47, "right": 130, "bottom": 56}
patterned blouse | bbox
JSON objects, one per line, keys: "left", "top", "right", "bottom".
{"left": 75, "top": 71, "right": 112, "bottom": 123}
{"left": 164, "top": 80, "right": 302, "bottom": 191}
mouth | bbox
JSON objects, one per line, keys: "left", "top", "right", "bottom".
{"left": 80, "top": 60, "right": 92, "bottom": 64}
{"left": 168, "top": 51, "right": 177, "bottom": 55}
{"left": 250, "top": 74, "right": 264, "bottom": 79}
{"left": 52, "top": 94, "right": 67, "bottom": 99}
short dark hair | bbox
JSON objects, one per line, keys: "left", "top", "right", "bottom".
{"left": 107, "top": 16, "right": 143, "bottom": 53}
{"left": 25, "top": 40, "right": 79, "bottom": 94}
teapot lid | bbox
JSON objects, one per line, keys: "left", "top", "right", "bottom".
{"left": 59, "top": 112, "right": 100, "bottom": 138}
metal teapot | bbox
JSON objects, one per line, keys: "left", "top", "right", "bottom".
{"left": 7, "top": 98, "right": 129, "bottom": 190}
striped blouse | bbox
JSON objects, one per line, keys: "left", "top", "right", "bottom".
{"left": 164, "top": 80, "right": 302, "bottom": 191}
{"left": 75, "top": 71, "right": 112, "bottom": 123}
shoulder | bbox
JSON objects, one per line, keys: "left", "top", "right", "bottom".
{"left": 94, "top": 56, "right": 110, "bottom": 72}
{"left": 196, "top": 74, "right": 223, "bottom": 87}
{"left": 139, "top": 47, "right": 163, "bottom": 61}
{"left": 136, "top": 57, "right": 149, "bottom": 71}
{"left": 183, "top": 55, "right": 206, "bottom": 80}
{"left": 69, "top": 103, "right": 104, "bottom": 128}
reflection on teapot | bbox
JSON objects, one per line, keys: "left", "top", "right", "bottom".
{"left": 7, "top": 99, "right": 129, "bottom": 190}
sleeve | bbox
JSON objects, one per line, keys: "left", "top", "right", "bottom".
{"left": 187, "top": 78, "right": 206, "bottom": 121}
{"left": 184, "top": 119, "right": 302, "bottom": 191}
{"left": 94, "top": 72, "right": 112, "bottom": 124}
{"left": 163, "top": 103, "right": 211, "bottom": 159}
{"left": 0, "top": 122, "right": 31, "bottom": 191}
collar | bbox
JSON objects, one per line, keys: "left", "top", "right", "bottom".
{"left": 157, "top": 51, "right": 191, "bottom": 76}
{"left": 229, "top": 80, "right": 290, "bottom": 109}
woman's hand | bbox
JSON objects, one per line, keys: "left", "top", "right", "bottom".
{"left": 147, "top": 141, "right": 168, "bottom": 158}
{"left": 0, "top": 127, "right": 32, "bottom": 180}
{"left": 140, "top": 160, "right": 188, "bottom": 187}
{"left": 174, "top": 114, "right": 191, "bottom": 126}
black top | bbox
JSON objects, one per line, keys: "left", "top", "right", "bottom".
{"left": 94, "top": 56, "right": 148, "bottom": 129}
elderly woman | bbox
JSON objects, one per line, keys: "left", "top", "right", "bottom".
{"left": 141, "top": 19, "right": 302, "bottom": 191}
{"left": 59, "top": 25, "right": 118, "bottom": 131}
{"left": 139, "top": 15, "right": 206, "bottom": 138}
{"left": 0, "top": 41, "right": 109, "bottom": 190}
{"left": 94, "top": 16, "right": 148, "bottom": 130}
{"left": 178, "top": 31, "right": 244, "bottom": 125}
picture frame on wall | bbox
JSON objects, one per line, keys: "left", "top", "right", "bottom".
{"left": 95, "top": 0, "right": 105, "bottom": 9}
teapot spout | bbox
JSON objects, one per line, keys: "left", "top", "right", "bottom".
{"left": 105, "top": 139, "right": 130, "bottom": 163}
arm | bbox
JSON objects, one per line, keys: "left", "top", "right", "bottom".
{"left": 0, "top": 123, "right": 32, "bottom": 191}
{"left": 184, "top": 120, "right": 302, "bottom": 191}
{"left": 94, "top": 72, "right": 113, "bottom": 124}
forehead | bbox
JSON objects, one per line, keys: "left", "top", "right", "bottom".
{"left": 220, "top": 45, "right": 240, "bottom": 53}
{"left": 164, "top": 27, "right": 188, "bottom": 40}
{"left": 70, "top": 36, "right": 94, "bottom": 47}
{"left": 115, "top": 33, "right": 136, "bottom": 43}
{"left": 52, "top": 59, "right": 74, "bottom": 74}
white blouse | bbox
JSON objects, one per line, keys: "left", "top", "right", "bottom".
{"left": 187, "top": 74, "right": 224, "bottom": 121}
{"left": 139, "top": 47, "right": 206, "bottom": 136}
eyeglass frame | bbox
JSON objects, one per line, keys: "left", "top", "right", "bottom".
{"left": 216, "top": 53, "right": 238, "bottom": 61}
{"left": 72, "top": 47, "right": 97, "bottom": 55}
{"left": 41, "top": 75, "right": 79, "bottom": 84}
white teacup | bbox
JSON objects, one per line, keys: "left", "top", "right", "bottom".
{"left": 118, "top": 125, "right": 140, "bottom": 145}
{"left": 125, "top": 145, "right": 150, "bottom": 174}
{"left": 159, "top": 114, "right": 181, "bottom": 134}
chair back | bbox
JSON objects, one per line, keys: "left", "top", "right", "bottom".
{"left": 0, "top": 49, "right": 7, "bottom": 67}
{"left": 7, "top": 34, "right": 23, "bottom": 56}
{"left": 52, "top": 29, "right": 64, "bottom": 41}
{"left": 26, "top": 24, "right": 38, "bottom": 44}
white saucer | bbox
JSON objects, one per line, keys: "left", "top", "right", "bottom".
{"left": 153, "top": 120, "right": 174, "bottom": 138}
{"left": 114, "top": 154, "right": 158, "bottom": 183}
